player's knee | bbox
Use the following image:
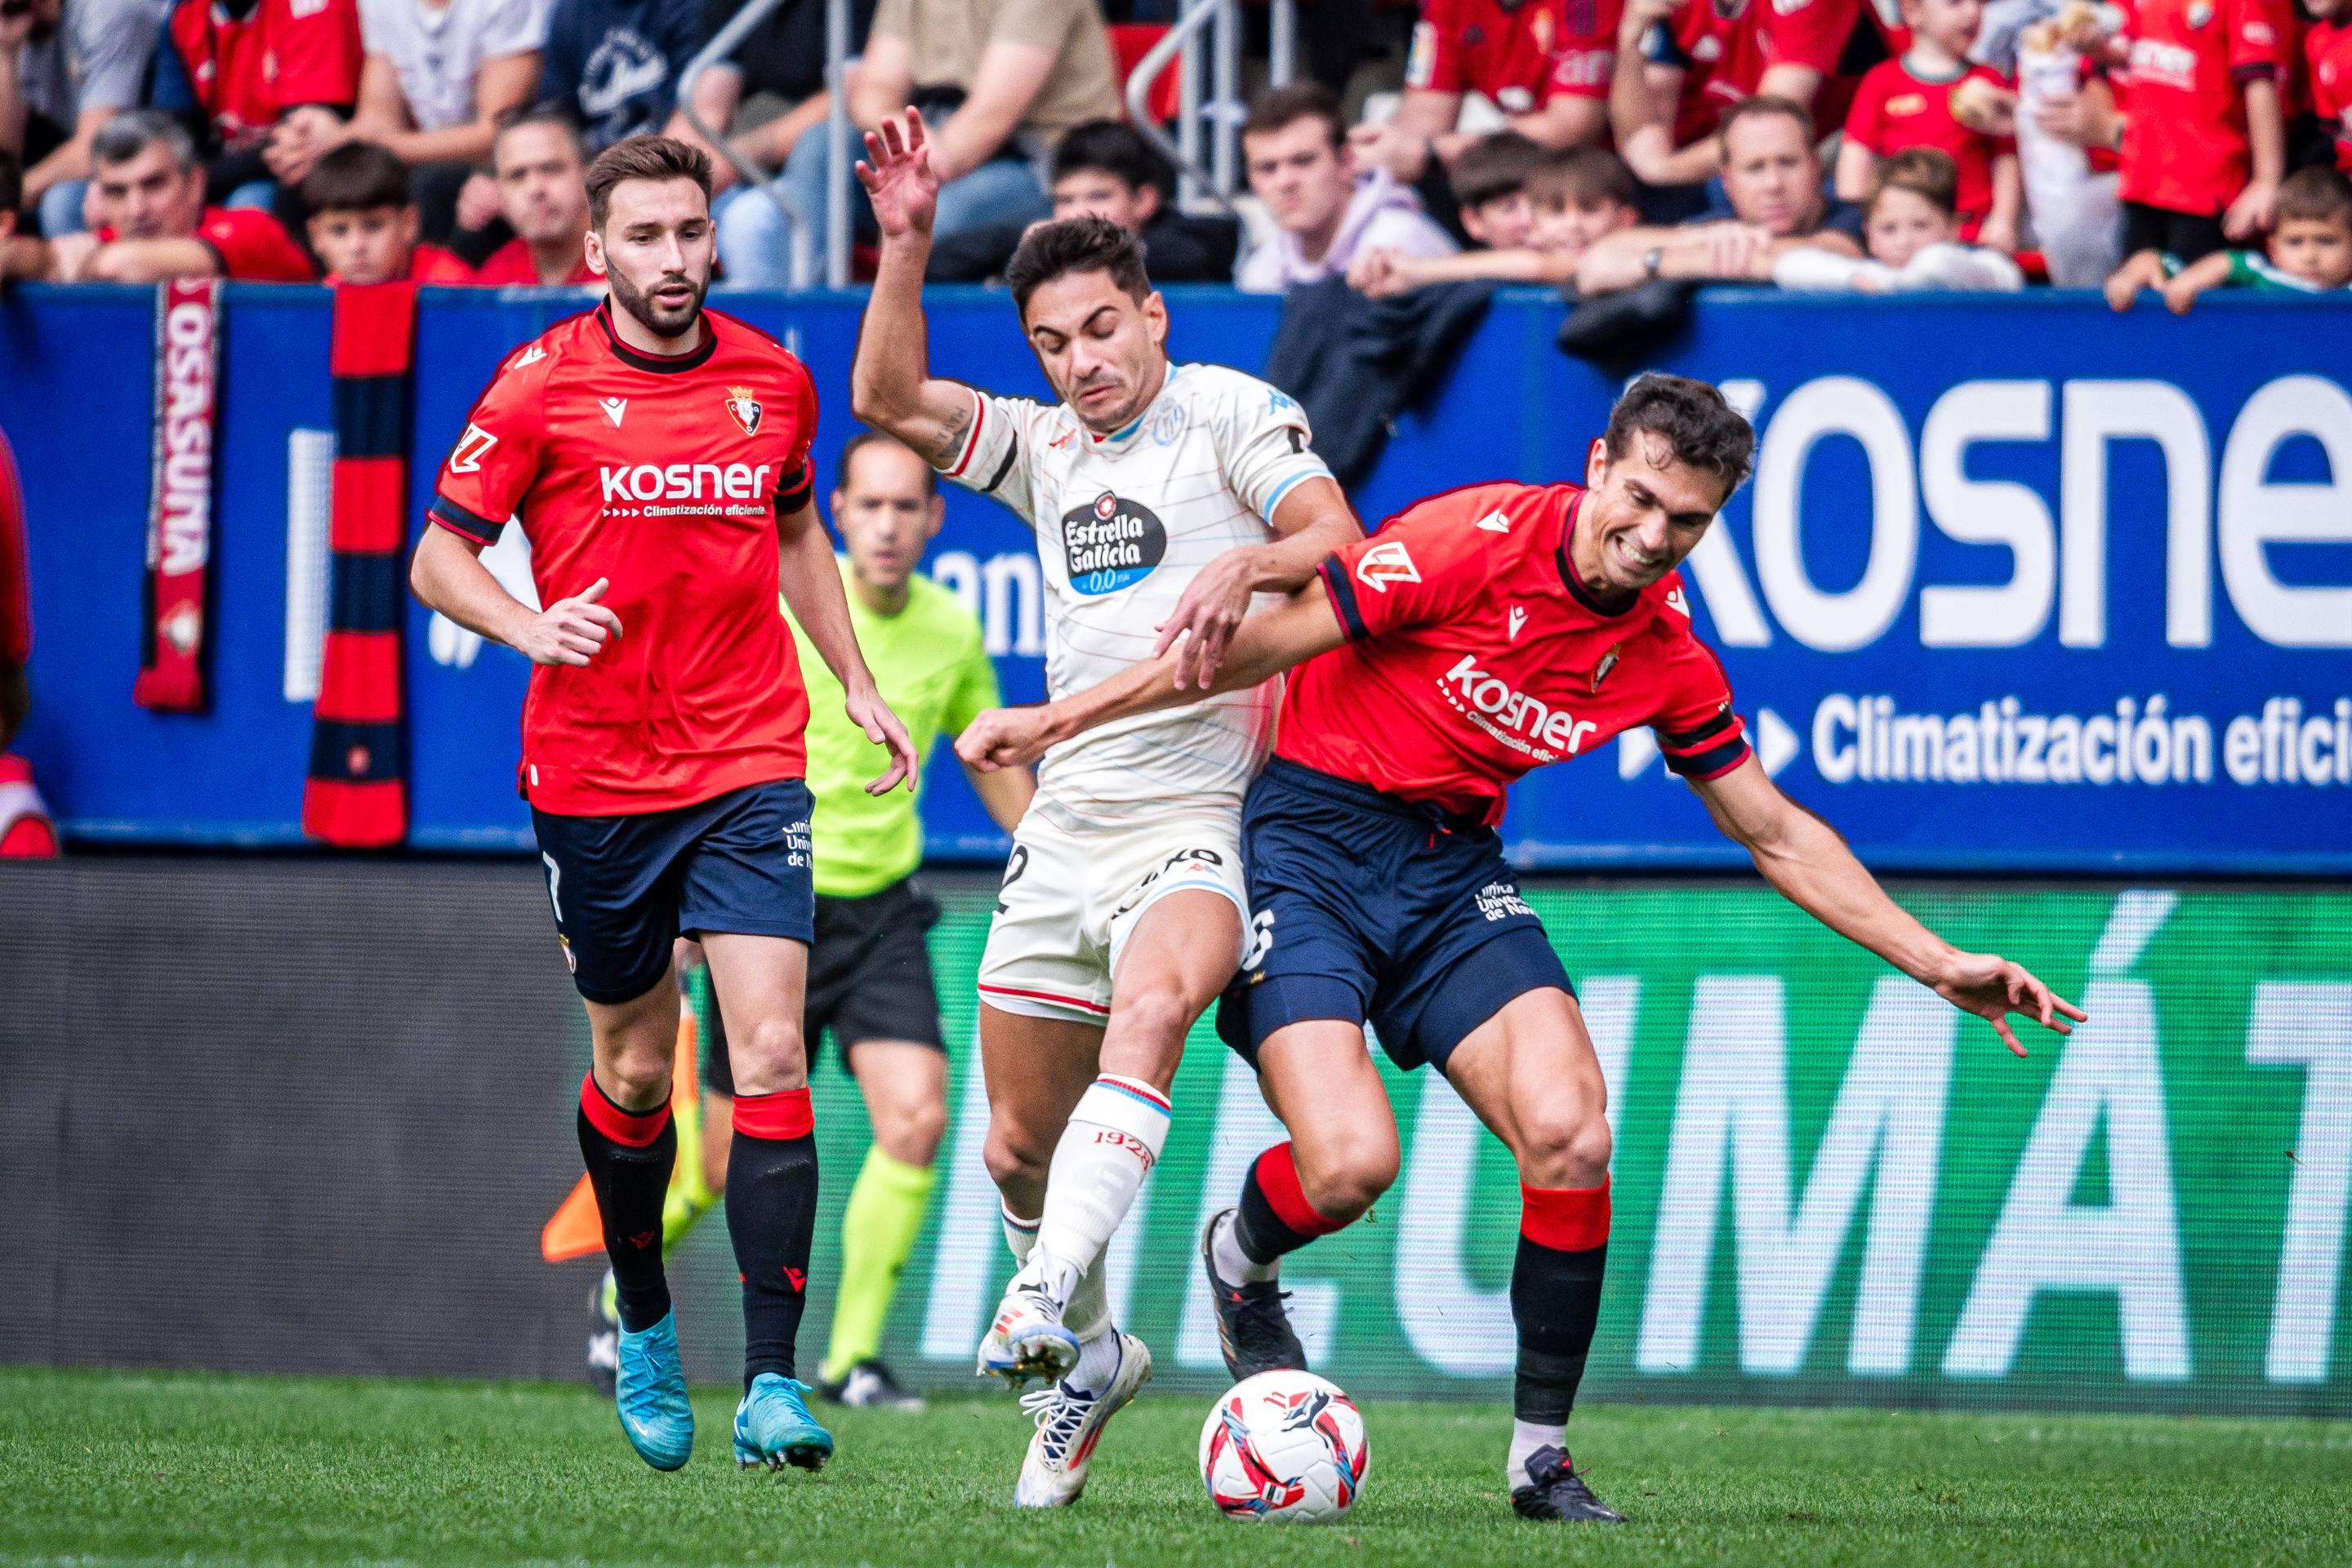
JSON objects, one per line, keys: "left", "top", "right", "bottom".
{"left": 728, "top": 1014, "right": 808, "bottom": 1094}
{"left": 1295, "top": 1127, "right": 1399, "bottom": 1222}
{"left": 880, "top": 1096, "right": 948, "bottom": 1167}
{"left": 983, "top": 1119, "right": 1053, "bottom": 1192}
{"left": 1107, "top": 984, "right": 1196, "bottom": 1060}
{"left": 598, "top": 1054, "right": 672, "bottom": 1112}
{"left": 1516, "top": 1102, "right": 1611, "bottom": 1188}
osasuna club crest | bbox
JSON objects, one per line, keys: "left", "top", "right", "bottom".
{"left": 724, "top": 385, "right": 764, "bottom": 436}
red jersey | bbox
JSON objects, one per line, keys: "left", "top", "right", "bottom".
{"left": 471, "top": 236, "right": 599, "bottom": 286}
{"left": 1845, "top": 57, "right": 2016, "bottom": 229}
{"left": 2310, "top": 18, "right": 2352, "bottom": 175}
{"left": 169, "top": 0, "right": 363, "bottom": 147}
{"left": 428, "top": 304, "right": 822, "bottom": 816}
{"left": 0, "top": 430, "right": 29, "bottom": 670}
{"left": 1281, "top": 482, "right": 1750, "bottom": 824}
{"left": 1404, "top": 0, "right": 1623, "bottom": 109}
{"left": 322, "top": 243, "right": 474, "bottom": 284}
{"left": 2117, "top": 0, "right": 2287, "bottom": 216}
{"left": 1651, "top": 0, "right": 1858, "bottom": 141}
{"left": 96, "top": 206, "right": 316, "bottom": 280}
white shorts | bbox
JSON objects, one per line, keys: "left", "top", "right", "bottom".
{"left": 976, "top": 809, "right": 1250, "bottom": 1024}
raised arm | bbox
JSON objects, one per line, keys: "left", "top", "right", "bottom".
{"left": 848, "top": 109, "right": 989, "bottom": 468}
{"left": 1689, "top": 756, "right": 2086, "bottom": 1054}
{"left": 774, "top": 497, "right": 920, "bottom": 794}
{"left": 1152, "top": 474, "right": 1361, "bottom": 689}
{"left": 410, "top": 523, "right": 621, "bottom": 667}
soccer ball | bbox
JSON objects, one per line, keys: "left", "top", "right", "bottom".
{"left": 1198, "top": 1370, "right": 1370, "bottom": 1524}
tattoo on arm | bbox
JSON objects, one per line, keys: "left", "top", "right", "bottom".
{"left": 926, "top": 400, "right": 972, "bottom": 466}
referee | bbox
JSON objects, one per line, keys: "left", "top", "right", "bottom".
{"left": 594, "top": 432, "right": 1034, "bottom": 1409}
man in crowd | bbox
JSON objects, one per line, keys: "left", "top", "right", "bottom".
{"left": 1576, "top": 96, "right": 1860, "bottom": 292}
{"left": 301, "top": 139, "right": 479, "bottom": 281}
{"left": 3, "top": 110, "right": 315, "bottom": 279}
{"left": 472, "top": 109, "right": 598, "bottom": 283}
{"left": 157, "top": 0, "right": 364, "bottom": 207}
{"left": 922, "top": 118, "right": 1240, "bottom": 285}
{"left": 0, "top": 0, "right": 172, "bottom": 236}
{"left": 1610, "top": 0, "right": 1870, "bottom": 195}
{"left": 1237, "top": 82, "right": 1455, "bottom": 292}
{"left": 537, "top": 0, "right": 707, "bottom": 153}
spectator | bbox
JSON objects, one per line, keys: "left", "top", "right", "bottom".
{"left": 1236, "top": 82, "right": 1456, "bottom": 293}
{"left": 2312, "top": 0, "right": 2352, "bottom": 176}
{"left": 1610, "top": 0, "right": 1865, "bottom": 194}
{"left": 2114, "top": 0, "right": 2290, "bottom": 260}
{"left": 1777, "top": 145, "right": 2025, "bottom": 287}
{"left": 537, "top": 0, "right": 706, "bottom": 153}
{"left": 1836, "top": 0, "right": 2022, "bottom": 249}
{"left": 157, "top": 0, "right": 365, "bottom": 207}
{"left": 471, "top": 109, "right": 596, "bottom": 282}
{"left": 1350, "top": 145, "right": 1641, "bottom": 294}
{"left": 767, "top": 0, "right": 1122, "bottom": 268}
{"left": 2, "top": 0, "right": 173, "bottom": 238}
{"left": 4, "top": 109, "right": 315, "bottom": 279}
{"left": 300, "top": 138, "right": 479, "bottom": 281}
{"left": 0, "top": 423, "right": 56, "bottom": 858}
{"left": 920, "top": 118, "right": 1240, "bottom": 284}
{"left": 1576, "top": 95, "right": 1862, "bottom": 292}
{"left": 2105, "top": 163, "right": 2352, "bottom": 305}
{"left": 1348, "top": 0, "right": 1620, "bottom": 191}
{"left": 1449, "top": 130, "right": 1544, "bottom": 248}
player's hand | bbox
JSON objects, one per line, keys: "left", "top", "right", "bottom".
{"left": 2034, "top": 89, "right": 2117, "bottom": 150}
{"left": 1702, "top": 223, "right": 1772, "bottom": 280}
{"left": 2222, "top": 177, "right": 2278, "bottom": 243}
{"left": 846, "top": 679, "right": 921, "bottom": 795}
{"left": 1153, "top": 546, "right": 1259, "bottom": 690}
{"left": 1930, "top": 951, "right": 2087, "bottom": 1058}
{"left": 956, "top": 706, "right": 1058, "bottom": 772}
{"left": 456, "top": 172, "right": 503, "bottom": 231}
{"left": 517, "top": 577, "right": 622, "bottom": 666}
{"left": 857, "top": 109, "right": 941, "bottom": 240}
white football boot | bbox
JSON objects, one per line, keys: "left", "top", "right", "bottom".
{"left": 976, "top": 1264, "right": 1081, "bottom": 1384}
{"left": 1013, "top": 1331, "right": 1152, "bottom": 1508}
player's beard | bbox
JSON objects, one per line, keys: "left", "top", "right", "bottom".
{"left": 608, "top": 264, "right": 709, "bottom": 345}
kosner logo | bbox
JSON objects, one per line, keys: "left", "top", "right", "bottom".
{"left": 1442, "top": 654, "right": 1599, "bottom": 759}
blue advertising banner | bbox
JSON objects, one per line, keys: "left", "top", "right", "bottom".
{"left": 1, "top": 284, "right": 2345, "bottom": 871}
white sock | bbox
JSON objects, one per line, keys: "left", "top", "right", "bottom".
{"left": 1067, "top": 1319, "right": 1123, "bottom": 1395}
{"left": 1034, "top": 1075, "right": 1170, "bottom": 1303}
{"left": 1507, "top": 1419, "right": 1568, "bottom": 1484}
{"left": 1210, "top": 1207, "right": 1280, "bottom": 1285}
{"left": 1001, "top": 1201, "right": 1040, "bottom": 1265}
{"left": 1064, "top": 1253, "right": 1110, "bottom": 1342}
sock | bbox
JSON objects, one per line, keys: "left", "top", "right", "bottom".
{"left": 820, "top": 1145, "right": 936, "bottom": 1383}
{"left": 1508, "top": 1179, "right": 1609, "bottom": 1480}
{"left": 1002, "top": 1200, "right": 1040, "bottom": 1264}
{"left": 1210, "top": 1207, "right": 1278, "bottom": 1284}
{"left": 576, "top": 1072, "right": 675, "bottom": 1334}
{"left": 1232, "top": 1142, "right": 1349, "bottom": 1267}
{"left": 1068, "top": 1319, "right": 1123, "bottom": 1395}
{"left": 1000, "top": 1200, "right": 1111, "bottom": 1343}
{"left": 1033, "top": 1075, "right": 1170, "bottom": 1303}
{"left": 727, "top": 1088, "right": 819, "bottom": 1388}
{"left": 1508, "top": 1418, "right": 1568, "bottom": 1484}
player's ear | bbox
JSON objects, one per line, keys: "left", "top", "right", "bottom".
{"left": 1585, "top": 436, "right": 1608, "bottom": 489}
{"left": 582, "top": 226, "right": 607, "bottom": 277}
{"left": 1143, "top": 290, "right": 1169, "bottom": 347}
{"left": 924, "top": 492, "right": 946, "bottom": 534}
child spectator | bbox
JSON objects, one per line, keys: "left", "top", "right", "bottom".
{"left": 1236, "top": 82, "right": 1457, "bottom": 292}
{"left": 2105, "top": 162, "right": 2352, "bottom": 305}
{"left": 1838, "top": 0, "right": 2024, "bottom": 248}
{"left": 1349, "top": 145, "right": 1640, "bottom": 293}
{"left": 160, "top": 0, "right": 365, "bottom": 206}
{"left": 471, "top": 110, "right": 595, "bottom": 283}
{"left": 1778, "top": 145, "right": 2027, "bottom": 286}
{"left": 2308, "top": 0, "right": 2352, "bottom": 176}
{"left": 2114, "top": 0, "right": 2290, "bottom": 260}
{"left": 299, "top": 139, "right": 477, "bottom": 282}
{"left": 1449, "top": 131, "right": 1544, "bottom": 249}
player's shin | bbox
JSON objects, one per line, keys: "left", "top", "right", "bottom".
{"left": 1030, "top": 1075, "right": 1169, "bottom": 1300}
{"left": 728, "top": 1089, "right": 820, "bottom": 1385}
{"left": 1507, "top": 1179, "right": 1610, "bottom": 1481}
{"left": 577, "top": 1073, "right": 676, "bottom": 1332}
{"left": 822, "top": 1144, "right": 935, "bottom": 1383}
{"left": 1232, "top": 1141, "right": 1351, "bottom": 1269}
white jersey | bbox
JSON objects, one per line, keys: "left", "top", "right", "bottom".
{"left": 939, "top": 362, "right": 1334, "bottom": 827}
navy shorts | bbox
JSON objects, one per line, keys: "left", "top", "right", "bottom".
{"left": 532, "top": 777, "right": 817, "bottom": 1005}
{"left": 1215, "top": 759, "right": 1573, "bottom": 1076}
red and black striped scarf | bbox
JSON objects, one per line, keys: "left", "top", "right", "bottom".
{"left": 301, "top": 283, "right": 417, "bottom": 847}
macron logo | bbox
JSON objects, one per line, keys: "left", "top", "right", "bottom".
{"left": 1508, "top": 606, "right": 1527, "bottom": 641}
{"left": 1476, "top": 510, "right": 1512, "bottom": 533}
{"left": 514, "top": 345, "right": 547, "bottom": 367}
{"left": 1664, "top": 587, "right": 1690, "bottom": 618}
{"left": 600, "top": 397, "right": 628, "bottom": 428}
{"left": 1354, "top": 539, "right": 1420, "bottom": 594}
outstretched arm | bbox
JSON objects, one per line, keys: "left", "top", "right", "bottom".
{"left": 775, "top": 497, "right": 920, "bottom": 795}
{"left": 958, "top": 581, "right": 1348, "bottom": 771}
{"left": 1152, "top": 476, "right": 1361, "bottom": 689}
{"left": 848, "top": 109, "right": 987, "bottom": 468}
{"left": 1689, "top": 757, "right": 2087, "bottom": 1054}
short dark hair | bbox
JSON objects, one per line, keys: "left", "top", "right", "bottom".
{"left": 496, "top": 105, "right": 587, "bottom": 160}
{"left": 1869, "top": 146, "right": 1958, "bottom": 218}
{"left": 584, "top": 135, "right": 712, "bottom": 229}
{"left": 2278, "top": 164, "right": 2352, "bottom": 229}
{"left": 1717, "top": 95, "right": 1815, "bottom": 154}
{"left": 1450, "top": 131, "right": 1544, "bottom": 211}
{"left": 1526, "top": 147, "right": 1636, "bottom": 212}
{"left": 91, "top": 109, "right": 198, "bottom": 173}
{"left": 836, "top": 430, "right": 938, "bottom": 497}
{"left": 0, "top": 149, "right": 20, "bottom": 224}
{"left": 301, "top": 140, "right": 413, "bottom": 215}
{"left": 1241, "top": 82, "right": 1345, "bottom": 150}
{"left": 1051, "top": 118, "right": 1174, "bottom": 203}
{"left": 1603, "top": 374, "right": 1757, "bottom": 500}
{"left": 1005, "top": 216, "right": 1152, "bottom": 314}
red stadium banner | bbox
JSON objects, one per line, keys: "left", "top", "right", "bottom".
{"left": 133, "top": 278, "right": 221, "bottom": 713}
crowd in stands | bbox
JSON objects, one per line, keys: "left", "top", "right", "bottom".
{"left": 1, "top": 0, "right": 2348, "bottom": 305}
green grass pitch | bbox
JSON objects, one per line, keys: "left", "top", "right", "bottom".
{"left": 0, "top": 1366, "right": 2344, "bottom": 1567}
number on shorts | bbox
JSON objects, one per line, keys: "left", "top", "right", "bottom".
{"left": 1242, "top": 908, "right": 1276, "bottom": 971}
{"left": 994, "top": 843, "right": 1031, "bottom": 915}
{"left": 541, "top": 851, "right": 564, "bottom": 926}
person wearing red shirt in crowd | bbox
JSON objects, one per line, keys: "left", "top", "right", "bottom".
{"left": 0, "top": 425, "right": 57, "bottom": 859}
{"left": 472, "top": 111, "right": 599, "bottom": 285}
{"left": 300, "top": 140, "right": 476, "bottom": 282}
{"left": 1611, "top": 0, "right": 1868, "bottom": 189}
{"left": 165, "top": 0, "right": 364, "bottom": 200}
{"left": 1836, "top": 0, "right": 2020, "bottom": 247}
{"left": 1351, "top": 0, "right": 1623, "bottom": 187}
{"left": 2115, "top": 0, "right": 2291, "bottom": 260}
{"left": 4, "top": 112, "right": 314, "bottom": 281}
{"left": 2308, "top": 0, "right": 2352, "bottom": 175}
{"left": 411, "top": 135, "right": 916, "bottom": 1478}
{"left": 957, "top": 374, "right": 2082, "bottom": 1527}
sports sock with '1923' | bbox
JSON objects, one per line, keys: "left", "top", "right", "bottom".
{"left": 728, "top": 1088, "right": 819, "bottom": 1387}
{"left": 1033, "top": 1075, "right": 1170, "bottom": 1299}
{"left": 577, "top": 1071, "right": 675, "bottom": 1333}
{"left": 1508, "top": 1180, "right": 1609, "bottom": 1477}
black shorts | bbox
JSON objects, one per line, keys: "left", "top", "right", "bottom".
{"left": 531, "top": 777, "right": 816, "bottom": 1006}
{"left": 702, "top": 876, "right": 947, "bottom": 1095}
{"left": 2122, "top": 202, "right": 2229, "bottom": 265}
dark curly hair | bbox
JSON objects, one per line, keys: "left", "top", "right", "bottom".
{"left": 1005, "top": 216, "right": 1151, "bottom": 316}
{"left": 1602, "top": 374, "right": 1756, "bottom": 500}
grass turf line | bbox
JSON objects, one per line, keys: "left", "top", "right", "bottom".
{"left": 0, "top": 1366, "right": 2344, "bottom": 1567}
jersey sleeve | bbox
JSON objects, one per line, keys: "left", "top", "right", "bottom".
{"left": 269, "top": 0, "right": 364, "bottom": 109}
{"left": 1316, "top": 490, "right": 1506, "bottom": 644}
{"left": 775, "top": 363, "right": 819, "bottom": 513}
{"left": 2227, "top": 0, "right": 2286, "bottom": 77}
{"left": 1210, "top": 381, "right": 1333, "bottom": 524}
{"left": 942, "top": 616, "right": 1004, "bottom": 736}
{"left": 427, "top": 350, "right": 547, "bottom": 546}
{"left": 1762, "top": 0, "right": 1860, "bottom": 74}
{"left": 1649, "top": 613, "right": 1750, "bottom": 780}
{"left": 1403, "top": 0, "right": 1464, "bottom": 93}
{"left": 201, "top": 210, "right": 317, "bottom": 280}
{"left": 934, "top": 386, "right": 1043, "bottom": 525}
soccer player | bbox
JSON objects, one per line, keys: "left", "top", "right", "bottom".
{"left": 959, "top": 373, "right": 2086, "bottom": 1524}
{"left": 410, "top": 133, "right": 918, "bottom": 1476}
{"left": 849, "top": 108, "right": 1361, "bottom": 1508}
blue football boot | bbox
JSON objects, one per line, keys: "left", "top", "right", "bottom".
{"left": 612, "top": 1312, "right": 695, "bottom": 1471}
{"left": 733, "top": 1373, "right": 835, "bottom": 1472}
